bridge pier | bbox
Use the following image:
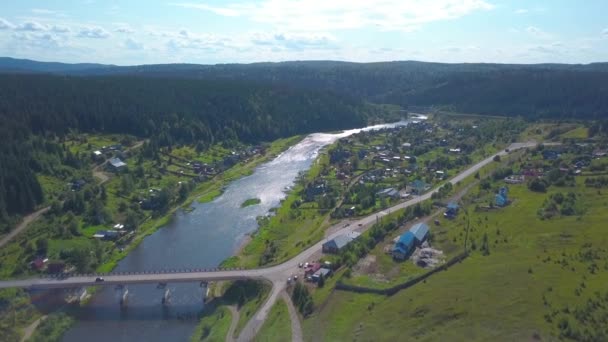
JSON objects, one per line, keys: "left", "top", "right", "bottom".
{"left": 120, "top": 287, "right": 129, "bottom": 308}
{"left": 161, "top": 288, "right": 171, "bottom": 306}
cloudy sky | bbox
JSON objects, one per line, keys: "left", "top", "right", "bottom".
{"left": 0, "top": 0, "right": 606, "bottom": 65}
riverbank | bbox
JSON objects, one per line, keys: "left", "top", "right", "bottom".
{"left": 15, "top": 135, "right": 303, "bottom": 342}
{"left": 95, "top": 135, "right": 303, "bottom": 274}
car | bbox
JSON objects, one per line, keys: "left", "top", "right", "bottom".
{"left": 294, "top": 275, "right": 298, "bottom": 280}
{"left": 304, "top": 262, "right": 309, "bottom": 268}
{"left": 358, "top": 223, "right": 363, "bottom": 227}
{"left": 287, "top": 277, "right": 292, "bottom": 283}
{"left": 298, "top": 262, "right": 303, "bottom": 268}
{"left": 95, "top": 277, "right": 104, "bottom": 282}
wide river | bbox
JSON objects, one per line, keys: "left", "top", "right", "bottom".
{"left": 59, "top": 119, "right": 415, "bottom": 341}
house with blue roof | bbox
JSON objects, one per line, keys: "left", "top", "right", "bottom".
{"left": 444, "top": 202, "right": 459, "bottom": 218}
{"left": 409, "top": 222, "right": 430, "bottom": 244}
{"left": 410, "top": 179, "right": 429, "bottom": 195}
{"left": 495, "top": 187, "right": 509, "bottom": 207}
{"left": 392, "top": 231, "right": 415, "bottom": 260}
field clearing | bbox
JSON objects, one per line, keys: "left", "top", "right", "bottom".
{"left": 304, "top": 176, "right": 608, "bottom": 341}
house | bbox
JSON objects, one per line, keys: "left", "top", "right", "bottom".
{"left": 312, "top": 268, "right": 332, "bottom": 282}
{"left": 504, "top": 175, "right": 525, "bottom": 184}
{"left": 410, "top": 180, "right": 428, "bottom": 195}
{"left": 449, "top": 148, "right": 461, "bottom": 153}
{"left": 392, "top": 231, "right": 415, "bottom": 260}
{"left": 344, "top": 206, "right": 356, "bottom": 217}
{"left": 92, "top": 150, "right": 103, "bottom": 160}
{"left": 542, "top": 150, "right": 560, "bottom": 160}
{"left": 409, "top": 223, "right": 429, "bottom": 245}
{"left": 444, "top": 202, "right": 459, "bottom": 218}
{"left": 322, "top": 231, "right": 361, "bottom": 254}
{"left": 30, "top": 257, "right": 48, "bottom": 270}
{"left": 93, "top": 230, "right": 120, "bottom": 240}
{"left": 402, "top": 142, "right": 412, "bottom": 148}
{"left": 376, "top": 188, "right": 399, "bottom": 199}
{"left": 70, "top": 179, "right": 86, "bottom": 191}
{"left": 495, "top": 187, "right": 509, "bottom": 207}
{"left": 47, "top": 261, "right": 65, "bottom": 274}
{"left": 305, "top": 262, "right": 322, "bottom": 276}
{"left": 108, "top": 157, "right": 127, "bottom": 172}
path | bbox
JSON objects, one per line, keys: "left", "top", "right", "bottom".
{"left": 281, "top": 291, "right": 303, "bottom": 342}
{"left": 225, "top": 306, "right": 239, "bottom": 342}
{"left": 0, "top": 206, "right": 50, "bottom": 249}
{"left": 20, "top": 315, "right": 46, "bottom": 342}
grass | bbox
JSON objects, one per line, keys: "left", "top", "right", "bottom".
{"left": 256, "top": 298, "right": 292, "bottom": 342}
{"left": 241, "top": 198, "right": 261, "bottom": 208}
{"left": 561, "top": 126, "right": 589, "bottom": 140}
{"left": 190, "top": 306, "right": 232, "bottom": 342}
{"left": 28, "top": 312, "right": 74, "bottom": 342}
{"left": 303, "top": 176, "right": 608, "bottom": 341}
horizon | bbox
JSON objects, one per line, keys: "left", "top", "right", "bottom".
{"left": 1, "top": 1, "right": 607, "bottom": 66}
{"left": 3, "top": 55, "right": 608, "bottom": 68}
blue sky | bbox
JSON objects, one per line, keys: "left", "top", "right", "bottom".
{"left": 0, "top": 0, "right": 606, "bottom": 65}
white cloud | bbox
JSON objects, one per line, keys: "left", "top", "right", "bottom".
{"left": 16, "top": 21, "right": 47, "bottom": 31}
{"left": 12, "top": 32, "right": 64, "bottom": 49}
{"left": 526, "top": 26, "right": 552, "bottom": 40}
{"left": 123, "top": 38, "right": 144, "bottom": 50}
{"left": 514, "top": 9, "right": 528, "bottom": 14}
{"left": 51, "top": 25, "right": 70, "bottom": 33}
{"left": 0, "top": 18, "right": 14, "bottom": 30}
{"left": 603, "top": 28, "right": 608, "bottom": 37}
{"left": 77, "top": 26, "right": 110, "bottom": 39}
{"left": 173, "top": 0, "right": 494, "bottom": 32}
{"left": 250, "top": 31, "right": 336, "bottom": 50}
{"left": 115, "top": 25, "right": 134, "bottom": 34}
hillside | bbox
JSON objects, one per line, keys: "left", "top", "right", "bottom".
{"left": 0, "top": 73, "right": 376, "bottom": 223}
{"left": 2, "top": 57, "right": 607, "bottom": 119}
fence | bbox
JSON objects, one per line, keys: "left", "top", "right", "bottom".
{"left": 335, "top": 252, "right": 469, "bottom": 296}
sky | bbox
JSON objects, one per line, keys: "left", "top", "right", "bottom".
{"left": 0, "top": 0, "right": 606, "bottom": 65}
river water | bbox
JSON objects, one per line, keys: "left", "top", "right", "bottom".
{"left": 59, "top": 119, "right": 415, "bottom": 342}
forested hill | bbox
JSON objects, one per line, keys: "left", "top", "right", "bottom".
{"left": 4, "top": 58, "right": 605, "bottom": 120}
{"left": 99, "top": 61, "right": 607, "bottom": 119}
{"left": 0, "top": 73, "right": 375, "bottom": 219}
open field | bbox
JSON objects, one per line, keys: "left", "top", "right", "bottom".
{"left": 303, "top": 173, "right": 608, "bottom": 341}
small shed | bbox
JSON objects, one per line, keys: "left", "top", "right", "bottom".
{"left": 409, "top": 223, "right": 429, "bottom": 244}
{"left": 312, "top": 268, "right": 332, "bottom": 282}
{"left": 377, "top": 188, "right": 399, "bottom": 199}
{"left": 108, "top": 157, "right": 127, "bottom": 172}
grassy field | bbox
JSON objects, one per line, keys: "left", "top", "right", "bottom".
{"left": 256, "top": 298, "right": 292, "bottom": 342}
{"left": 303, "top": 175, "right": 608, "bottom": 341}
{"left": 190, "top": 306, "right": 232, "bottom": 342}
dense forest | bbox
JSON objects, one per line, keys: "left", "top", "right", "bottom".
{"left": 0, "top": 73, "right": 376, "bottom": 220}
{"left": 3, "top": 58, "right": 605, "bottom": 120}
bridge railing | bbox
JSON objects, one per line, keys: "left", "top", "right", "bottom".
{"left": 39, "top": 266, "right": 248, "bottom": 279}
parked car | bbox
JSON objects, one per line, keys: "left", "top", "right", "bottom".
{"left": 95, "top": 277, "right": 104, "bottom": 282}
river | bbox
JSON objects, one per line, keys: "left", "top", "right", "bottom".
{"left": 58, "top": 119, "right": 416, "bottom": 341}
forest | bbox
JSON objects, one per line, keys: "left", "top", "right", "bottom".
{"left": 5, "top": 58, "right": 605, "bottom": 120}
{"left": 0, "top": 73, "right": 376, "bottom": 222}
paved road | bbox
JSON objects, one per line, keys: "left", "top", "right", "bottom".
{"left": 0, "top": 141, "right": 536, "bottom": 339}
